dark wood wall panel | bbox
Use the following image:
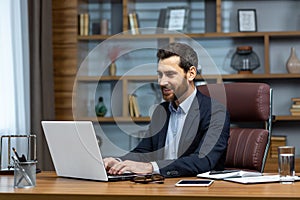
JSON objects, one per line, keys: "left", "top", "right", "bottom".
{"left": 52, "top": 0, "right": 79, "bottom": 120}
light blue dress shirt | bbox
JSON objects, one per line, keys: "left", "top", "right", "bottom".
{"left": 151, "top": 88, "right": 197, "bottom": 173}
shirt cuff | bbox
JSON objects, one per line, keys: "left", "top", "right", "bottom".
{"left": 150, "top": 161, "right": 160, "bottom": 174}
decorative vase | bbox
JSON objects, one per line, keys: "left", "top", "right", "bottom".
{"left": 95, "top": 96, "right": 107, "bottom": 117}
{"left": 230, "top": 46, "right": 260, "bottom": 74}
{"left": 109, "top": 61, "right": 116, "bottom": 76}
{"left": 286, "top": 47, "right": 300, "bottom": 74}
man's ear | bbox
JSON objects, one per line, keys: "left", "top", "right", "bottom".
{"left": 187, "top": 66, "right": 197, "bottom": 81}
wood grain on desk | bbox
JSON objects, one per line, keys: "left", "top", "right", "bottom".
{"left": 1, "top": 171, "right": 300, "bottom": 200}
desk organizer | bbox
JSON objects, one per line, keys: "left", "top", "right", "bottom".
{"left": 0, "top": 135, "right": 36, "bottom": 174}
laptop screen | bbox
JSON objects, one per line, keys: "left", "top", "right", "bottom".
{"left": 41, "top": 121, "right": 109, "bottom": 181}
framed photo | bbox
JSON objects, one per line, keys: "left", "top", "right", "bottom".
{"left": 165, "top": 7, "right": 189, "bottom": 32}
{"left": 238, "top": 9, "right": 257, "bottom": 32}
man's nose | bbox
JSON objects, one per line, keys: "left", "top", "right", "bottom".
{"left": 158, "top": 75, "right": 168, "bottom": 86}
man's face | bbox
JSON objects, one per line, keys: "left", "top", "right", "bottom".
{"left": 157, "top": 56, "right": 190, "bottom": 103}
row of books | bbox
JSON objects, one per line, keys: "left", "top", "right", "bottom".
{"left": 78, "top": 12, "right": 139, "bottom": 36}
{"left": 269, "top": 136, "right": 286, "bottom": 158}
{"left": 290, "top": 97, "right": 300, "bottom": 116}
{"left": 78, "top": 6, "right": 188, "bottom": 36}
{"left": 128, "top": 94, "right": 140, "bottom": 117}
{"left": 78, "top": 13, "right": 109, "bottom": 36}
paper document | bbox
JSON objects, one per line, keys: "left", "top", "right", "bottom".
{"left": 197, "top": 170, "right": 262, "bottom": 180}
{"left": 224, "top": 175, "right": 300, "bottom": 184}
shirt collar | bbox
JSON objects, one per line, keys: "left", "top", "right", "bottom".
{"left": 169, "top": 88, "right": 197, "bottom": 114}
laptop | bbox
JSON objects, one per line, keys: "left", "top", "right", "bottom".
{"left": 41, "top": 121, "right": 136, "bottom": 181}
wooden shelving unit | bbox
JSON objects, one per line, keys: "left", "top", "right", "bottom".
{"left": 53, "top": 0, "right": 300, "bottom": 163}
{"left": 275, "top": 115, "right": 300, "bottom": 122}
{"left": 53, "top": 0, "right": 300, "bottom": 121}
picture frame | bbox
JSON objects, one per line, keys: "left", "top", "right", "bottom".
{"left": 165, "top": 6, "right": 189, "bottom": 32}
{"left": 238, "top": 9, "right": 257, "bottom": 32}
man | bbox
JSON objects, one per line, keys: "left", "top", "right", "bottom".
{"left": 104, "top": 42, "right": 230, "bottom": 178}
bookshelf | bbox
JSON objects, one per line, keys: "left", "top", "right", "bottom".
{"left": 53, "top": 0, "right": 300, "bottom": 157}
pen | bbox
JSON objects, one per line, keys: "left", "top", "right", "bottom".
{"left": 209, "top": 170, "right": 239, "bottom": 175}
{"left": 12, "top": 147, "right": 27, "bottom": 162}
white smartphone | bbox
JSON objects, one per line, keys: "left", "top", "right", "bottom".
{"left": 175, "top": 179, "right": 214, "bottom": 187}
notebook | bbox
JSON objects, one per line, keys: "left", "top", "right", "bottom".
{"left": 41, "top": 121, "right": 136, "bottom": 182}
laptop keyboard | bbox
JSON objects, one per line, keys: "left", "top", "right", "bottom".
{"left": 107, "top": 172, "right": 136, "bottom": 181}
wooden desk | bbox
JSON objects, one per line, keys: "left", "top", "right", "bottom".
{"left": 1, "top": 171, "right": 300, "bottom": 200}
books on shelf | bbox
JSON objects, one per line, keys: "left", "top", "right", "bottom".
{"left": 128, "top": 94, "right": 140, "bottom": 117}
{"left": 156, "top": 8, "right": 167, "bottom": 33}
{"left": 78, "top": 13, "right": 89, "bottom": 36}
{"left": 128, "top": 12, "right": 140, "bottom": 35}
{"left": 290, "top": 97, "right": 300, "bottom": 116}
{"left": 269, "top": 136, "right": 286, "bottom": 158}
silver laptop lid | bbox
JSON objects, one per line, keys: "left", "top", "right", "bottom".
{"left": 41, "top": 121, "right": 108, "bottom": 181}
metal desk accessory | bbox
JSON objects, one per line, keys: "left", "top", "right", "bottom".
{"left": 0, "top": 135, "right": 36, "bottom": 175}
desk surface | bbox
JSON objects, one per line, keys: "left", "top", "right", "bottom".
{"left": 1, "top": 171, "right": 300, "bottom": 200}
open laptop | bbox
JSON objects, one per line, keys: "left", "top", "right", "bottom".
{"left": 41, "top": 121, "right": 136, "bottom": 181}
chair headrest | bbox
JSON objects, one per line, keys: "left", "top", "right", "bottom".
{"left": 197, "top": 83, "right": 270, "bottom": 122}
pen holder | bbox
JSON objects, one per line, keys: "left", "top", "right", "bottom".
{"left": 14, "top": 160, "right": 37, "bottom": 188}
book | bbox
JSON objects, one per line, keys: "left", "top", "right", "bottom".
{"left": 91, "top": 22, "right": 100, "bottom": 35}
{"left": 290, "top": 108, "right": 300, "bottom": 113}
{"left": 128, "top": 12, "right": 139, "bottom": 35}
{"left": 270, "top": 136, "right": 286, "bottom": 158}
{"left": 197, "top": 170, "right": 262, "bottom": 180}
{"left": 100, "top": 19, "right": 108, "bottom": 35}
{"left": 132, "top": 12, "right": 140, "bottom": 34}
{"left": 111, "top": 2, "right": 122, "bottom": 34}
{"left": 292, "top": 104, "right": 300, "bottom": 109}
{"left": 128, "top": 95, "right": 134, "bottom": 117}
{"left": 156, "top": 8, "right": 167, "bottom": 33}
{"left": 291, "top": 112, "right": 300, "bottom": 116}
{"left": 83, "top": 13, "right": 89, "bottom": 36}
{"left": 291, "top": 97, "right": 300, "bottom": 102}
{"left": 78, "top": 14, "right": 85, "bottom": 35}
{"left": 131, "top": 94, "right": 140, "bottom": 117}
{"left": 128, "top": 94, "right": 140, "bottom": 117}
{"left": 78, "top": 13, "right": 89, "bottom": 36}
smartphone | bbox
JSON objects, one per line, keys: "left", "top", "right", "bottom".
{"left": 175, "top": 179, "right": 214, "bottom": 187}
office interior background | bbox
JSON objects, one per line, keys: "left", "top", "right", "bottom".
{"left": 1, "top": 0, "right": 300, "bottom": 172}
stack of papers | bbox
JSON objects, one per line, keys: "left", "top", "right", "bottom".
{"left": 197, "top": 170, "right": 262, "bottom": 180}
{"left": 225, "top": 175, "right": 300, "bottom": 184}
{"left": 197, "top": 170, "right": 300, "bottom": 184}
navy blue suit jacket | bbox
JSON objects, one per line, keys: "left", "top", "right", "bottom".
{"left": 121, "top": 90, "right": 230, "bottom": 177}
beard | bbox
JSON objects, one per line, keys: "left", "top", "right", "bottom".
{"left": 160, "top": 78, "right": 189, "bottom": 103}
{"left": 161, "top": 87, "right": 177, "bottom": 102}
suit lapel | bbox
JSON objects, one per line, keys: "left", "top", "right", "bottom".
{"left": 156, "top": 104, "right": 171, "bottom": 159}
{"left": 177, "top": 94, "right": 200, "bottom": 156}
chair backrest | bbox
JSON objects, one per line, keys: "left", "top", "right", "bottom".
{"left": 197, "top": 82, "right": 272, "bottom": 173}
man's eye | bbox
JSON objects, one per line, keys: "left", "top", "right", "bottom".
{"left": 165, "top": 72, "right": 176, "bottom": 77}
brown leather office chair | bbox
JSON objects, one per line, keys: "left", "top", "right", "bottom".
{"left": 197, "top": 82, "right": 272, "bottom": 173}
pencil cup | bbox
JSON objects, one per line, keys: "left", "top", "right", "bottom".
{"left": 278, "top": 146, "right": 295, "bottom": 184}
{"left": 14, "top": 160, "right": 37, "bottom": 188}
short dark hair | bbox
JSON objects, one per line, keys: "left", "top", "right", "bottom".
{"left": 156, "top": 42, "right": 198, "bottom": 73}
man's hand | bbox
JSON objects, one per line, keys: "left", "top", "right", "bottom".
{"left": 103, "top": 157, "right": 120, "bottom": 170}
{"left": 104, "top": 159, "right": 153, "bottom": 175}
